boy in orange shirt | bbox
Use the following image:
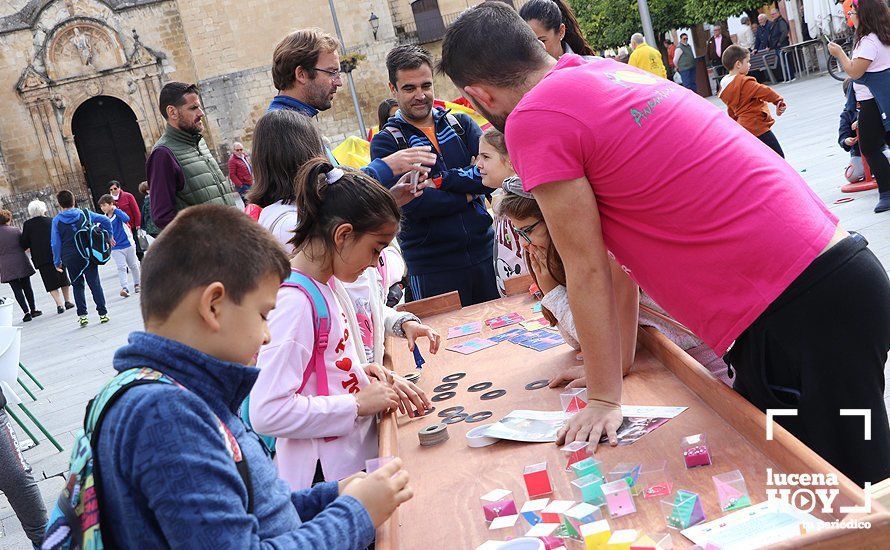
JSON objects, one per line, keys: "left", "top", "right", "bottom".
{"left": 718, "top": 45, "right": 787, "bottom": 157}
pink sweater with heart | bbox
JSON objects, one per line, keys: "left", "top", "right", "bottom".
{"left": 250, "top": 275, "right": 376, "bottom": 490}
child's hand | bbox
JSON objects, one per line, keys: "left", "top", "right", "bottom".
{"left": 775, "top": 100, "right": 786, "bottom": 116}
{"left": 338, "top": 471, "right": 367, "bottom": 494}
{"left": 548, "top": 365, "right": 587, "bottom": 389}
{"left": 852, "top": 121, "right": 859, "bottom": 132}
{"left": 528, "top": 245, "right": 558, "bottom": 294}
{"left": 845, "top": 136, "right": 858, "bottom": 147}
{"left": 343, "top": 457, "right": 413, "bottom": 527}
{"left": 402, "top": 321, "right": 441, "bottom": 354}
{"left": 364, "top": 363, "right": 389, "bottom": 382}
{"left": 389, "top": 171, "right": 433, "bottom": 207}
{"left": 356, "top": 381, "right": 399, "bottom": 416}
{"left": 390, "top": 373, "right": 431, "bottom": 417}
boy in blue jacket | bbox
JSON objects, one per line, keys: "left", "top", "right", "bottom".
{"left": 51, "top": 190, "right": 113, "bottom": 327}
{"left": 98, "top": 194, "right": 141, "bottom": 298}
{"left": 371, "top": 45, "right": 497, "bottom": 306}
{"left": 82, "top": 204, "right": 411, "bottom": 548}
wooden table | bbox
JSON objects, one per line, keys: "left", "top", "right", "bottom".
{"left": 378, "top": 292, "right": 889, "bottom": 549}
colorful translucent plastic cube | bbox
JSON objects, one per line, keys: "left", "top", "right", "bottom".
{"left": 602, "top": 478, "right": 637, "bottom": 518}
{"left": 365, "top": 456, "right": 393, "bottom": 473}
{"left": 661, "top": 490, "right": 706, "bottom": 529}
{"left": 525, "top": 523, "right": 563, "bottom": 549}
{"left": 581, "top": 519, "right": 611, "bottom": 550}
{"left": 607, "top": 462, "right": 642, "bottom": 494}
{"left": 561, "top": 388, "right": 588, "bottom": 413}
{"left": 571, "top": 456, "right": 603, "bottom": 478}
{"left": 541, "top": 500, "right": 575, "bottom": 524}
{"left": 524, "top": 461, "right": 553, "bottom": 498}
{"left": 607, "top": 529, "right": 640, "bottom": 550}
{"left": 480, "top": 489, "right": 517, "bottom": 522}
{"left": 638, "top": 460, "right": 672, "bottom": 500}
{"left": 712, "top": 470, "right": 752, "bottom": 512}
{"left": 572, "top": 473, "right": 606, "bottom": 505}
{"left": 561, "top": 441, "right": 591, "bottom": 471}
{"left": 630, "top": 532, "right": 673, "bottom": 549}
{"left": 563, "top": 502, "right": 604, "bottom": 540}
{"left": 681, "top": 433, "right": 712, "bottom": 469}
{"left": 520, "top": 497, "right": 550, "bottom": 526}
{"left": 488, "top": 514, "right": 521, "bottom": 539}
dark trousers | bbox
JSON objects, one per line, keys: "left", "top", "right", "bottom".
{"left": 7, "top": 277, "right": 36, "bottom": 314}
{"left": 724, "top": 234, "right": 890, "bottom": 486}
{"left": 679, "top": 68, "right": 697, "bottom": 92}
{"left": 408, "top": 261, "right": 500, "bottom": 307}
{"left": 68, "top": 263, "right": 107, "bottom": 317}
{"left": 133, "top": 227, "right": 144, "bottom": 261}
{"left": 757, "top": 130, "right": 785, "bottom": 158}
{"left": 858, "top": 99, "right": 890, "bottom": 193}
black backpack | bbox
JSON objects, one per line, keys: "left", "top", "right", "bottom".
{"left": 73, "top": 209, "right": 112, "bottom": 269}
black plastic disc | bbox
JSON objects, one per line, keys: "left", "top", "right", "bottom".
{"left": 431, "top": 391, "right": 457, "bottom": 402}
{"left": 480, "top": 389, "right": 507, "bottom": 401}
{"left": 415, "top": 407, "right": 436, "bottom": 417}
{"left": 442, "top": 372, "right": 467, "bottom": 383}
{"left": 438, "top": 406, "right": 465, "bottom": 418}
{"left": 434, "top": 382, "right": 459, "bottom": 393}
{"left": 465, "top": 411, "right": 493, "bottom": 423}
{"left": 525, "top": 379, "right": 549, "bottom": 391}
{"left": 443, "top": 412, "right": 469, "bottom": 425}
{"left": 467, "top": 382, "right": 493, "bottom": 392}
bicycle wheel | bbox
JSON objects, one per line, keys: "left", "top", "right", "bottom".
{"left": 827, "top": 54, "right": 847, "bottom": 81}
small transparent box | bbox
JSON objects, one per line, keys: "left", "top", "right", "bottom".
{"left": 480, "top": 489, "right": 517, "bottom": 522}
{"left": 572, "top": 473, "right": 605, "bottom": 505}
{"left": 571, "top": 456, "right": 603, "bottom": 478}
{"left": 365, "top": 456, "right": 394, "bottom": 473}
{"left": 561, "top": 440, "right": 591, "bottom": 471}
{"left": 607, "top": 462, "right": 642, "bottom": 494}
{"left": 560, "top": 388, "right": 588, "bottom": 413}
{"left": 525, "top": 523, "right": 562, "bottom": 550}
{"left": 562, "top": 502, "right": 603, "bottom": 540}
{"left": 523, "top": 461, "right": 553, "bottom": 498}
{"left": 520, "top": 497, "right": 550, "bottom": 526}
{"left": 629, "top": 531, "right": 673, "bottom": 549}
{"left": 639, "top": 460, "right": 672, "bottom": 500}
{"left": 580, "top": 519, "right": 611, "bottom": 549}
{"left": 712, "top": 470, "right": 752, "bottom": 512}
{"left": 681, "top": 433, "right": 712, "bottom": 468}
{"left": 602, "top": 478, "right": 637, "bottom": 518}
{"left": 540, "top": 499, "right": 575, "bottom": 524}
{"left": 661, "top": 490, "right": 706, "bottom": 529}
{"left": 488, "top": 514, "right": 521, "bottom": 539}
{"left": 607, "top": 529, "right": 639, "bottom": 549}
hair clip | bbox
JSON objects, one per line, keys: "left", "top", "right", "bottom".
{"left": 502, "top": 176, "right": 535, "bottom": 199}
{"left": 325, "top": 167, "right": 345, "bottom": 184}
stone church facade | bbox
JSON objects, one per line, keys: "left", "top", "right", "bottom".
{"left": 0, "top": 0, "right": 497, "bottom": 216}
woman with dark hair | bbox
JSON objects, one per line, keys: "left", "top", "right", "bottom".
{"left": 520, "top": 0, "right": 594, "bottom": 59}
{"left": 377, "top": 98, "right": 399, "bottom": 130}
{"left": 829, "top": 0, "right": 890, "bottom": 213}
{"left": 0, "top": 209, "right": 41, "bottom": 322}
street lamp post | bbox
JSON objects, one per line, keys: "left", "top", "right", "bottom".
{"left": 327, "top": 0, "right": 368, "bottom": 138}
{"left": 638, "top": 0, "right": 657, "bottom": 47}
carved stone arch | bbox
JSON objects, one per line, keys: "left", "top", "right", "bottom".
{"left": 44, "top": 17, "right": 125, "bottom": 80}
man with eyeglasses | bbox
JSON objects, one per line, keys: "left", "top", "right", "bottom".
{"left": 227, "top": 142, "right": 253, "bottom": 199}
{"left": 108, "top": 180, "right": 143, "bottom": 260}
{"left": 268, "top": 28, "right": 436, "bottom": 187}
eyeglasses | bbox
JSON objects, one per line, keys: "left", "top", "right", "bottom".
{"left": 848, "top": 9, "right": 857, "bottom": 15}
{"left": 515, "top": 220, "right": 542, "bottom": 244}
{"left": 314, "top": 67, "right": 343, "bottom": 81}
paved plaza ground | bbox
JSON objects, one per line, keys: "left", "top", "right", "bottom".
{"left": 0, "top": 73, "right": 888, "bottom": 547}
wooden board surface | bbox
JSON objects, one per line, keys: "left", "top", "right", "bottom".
{"left": 379, "top": 294, "right": 887, "bottom": 549}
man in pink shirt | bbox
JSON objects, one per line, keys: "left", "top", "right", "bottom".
{"left": 440, "top": 2, "right": 889, "bottom": 486}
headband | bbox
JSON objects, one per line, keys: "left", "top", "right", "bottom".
{"left": 502, "top": 176, "right": 535, "bottom": 199}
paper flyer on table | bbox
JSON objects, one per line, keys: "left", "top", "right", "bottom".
{"left": 681, "top": 500, "right": 825, "bottom": 548}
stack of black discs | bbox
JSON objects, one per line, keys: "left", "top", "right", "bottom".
{"left": 418, "top": 423, "right": 449, "bottom": 447}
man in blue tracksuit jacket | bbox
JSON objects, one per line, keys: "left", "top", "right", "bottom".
{"left": 370, "top": 45, "right": 498, "bottom": 306}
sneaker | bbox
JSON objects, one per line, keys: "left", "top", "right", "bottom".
{"left": 57, "top": 306, "right": 65, "bottom": 314}
{"left": 22, "top": 313, "right": 32, "bottom": 322}
{"left": 134, "top": 284, "right": 141, "bottom": 294}
{"left": 64, "top": 302, "right": 75, "bottom": 310}
{"left": 120, "top": 288, "right": 130, "bottom": 298}
{"left": 30, "top": 310, "right": 42, "bottom": 318}
{"left": 78, "top": 316, "right": 89, "bottom": 328}
{"left": 99, "top": 315, "right": 110, "bottom": 324}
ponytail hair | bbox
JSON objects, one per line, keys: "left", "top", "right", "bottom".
{"left": 520, "top": 0, "right": 594, "bottom": 57}
{"left": 291, "top": 157, "right": 401, "bottom": 256}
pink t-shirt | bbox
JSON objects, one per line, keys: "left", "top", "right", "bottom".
{"left": 506, "top": 55, "right": 838, "bottom": 355}
{"left": 851, "top": 33, "right": 890, "bottom": 101}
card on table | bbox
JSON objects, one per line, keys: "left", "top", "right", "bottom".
{"left": 512, "top": 329, "right": 565, "bottom": 352}
{"left": 447, "top": 321, "right": 483, "bottom": 339}
{"left": 521, "top": 317, "right": 551, "bottom": 331}
{"left": 485, "top": 312, "right": 525, "bottom": 329}
{"left": 532, "top": 302, "right": 543, "bottom": 313}
{"left": 488, "top": 327, "right": 527, "bottom": 343}
{"left": 447, "top": 338, "right": 498, "bottom": 355}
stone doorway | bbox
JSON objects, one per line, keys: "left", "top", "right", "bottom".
{"left": 72, "top": 95, "right": 146, "bottom": 206}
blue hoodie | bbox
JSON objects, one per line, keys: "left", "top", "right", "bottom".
{"left": 51, "top": 208, "right": 113, "bottom": 267}
{"left": 267, "top": 95, "right": 394, "bottom": 184}
{"left": 96, "top": 332, "right": 375, "bottom": 549}
{"left": 370, "top": 107, "right": 494, "bottom": 275}
{"left": 106, "top": 207, "right": 133, "bottom": 250}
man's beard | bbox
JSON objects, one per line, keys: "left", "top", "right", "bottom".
{"left": 308, "top": 80, "right": 335, "bottom": 111}
{"left": 402, "top": 101, "right": 432, "bottom": 123}
{"left": 181, "top": 119, "right": 203, "bottom": 136}
{"left": 474, "top": 103, "right": 507, "bottom": 134}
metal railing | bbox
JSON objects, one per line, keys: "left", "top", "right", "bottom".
{"left": 1, "top": 172, "right": 93, "bottom": 227}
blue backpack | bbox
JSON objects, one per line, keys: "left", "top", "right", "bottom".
{"left": 72, "top": 209, "right": 111, "bottom": 279}
{"left": 240, "top": 270, "right": 332, "bottom": 454}
{"left": 42, "top": 368, "right": 251, "bottom": 550}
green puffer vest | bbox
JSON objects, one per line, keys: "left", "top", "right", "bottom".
{"left": 153, "top": 125, "right": 238, "bottom": 211}
{"left": 677, "top": 43, "right": 696, "bottom": 71}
